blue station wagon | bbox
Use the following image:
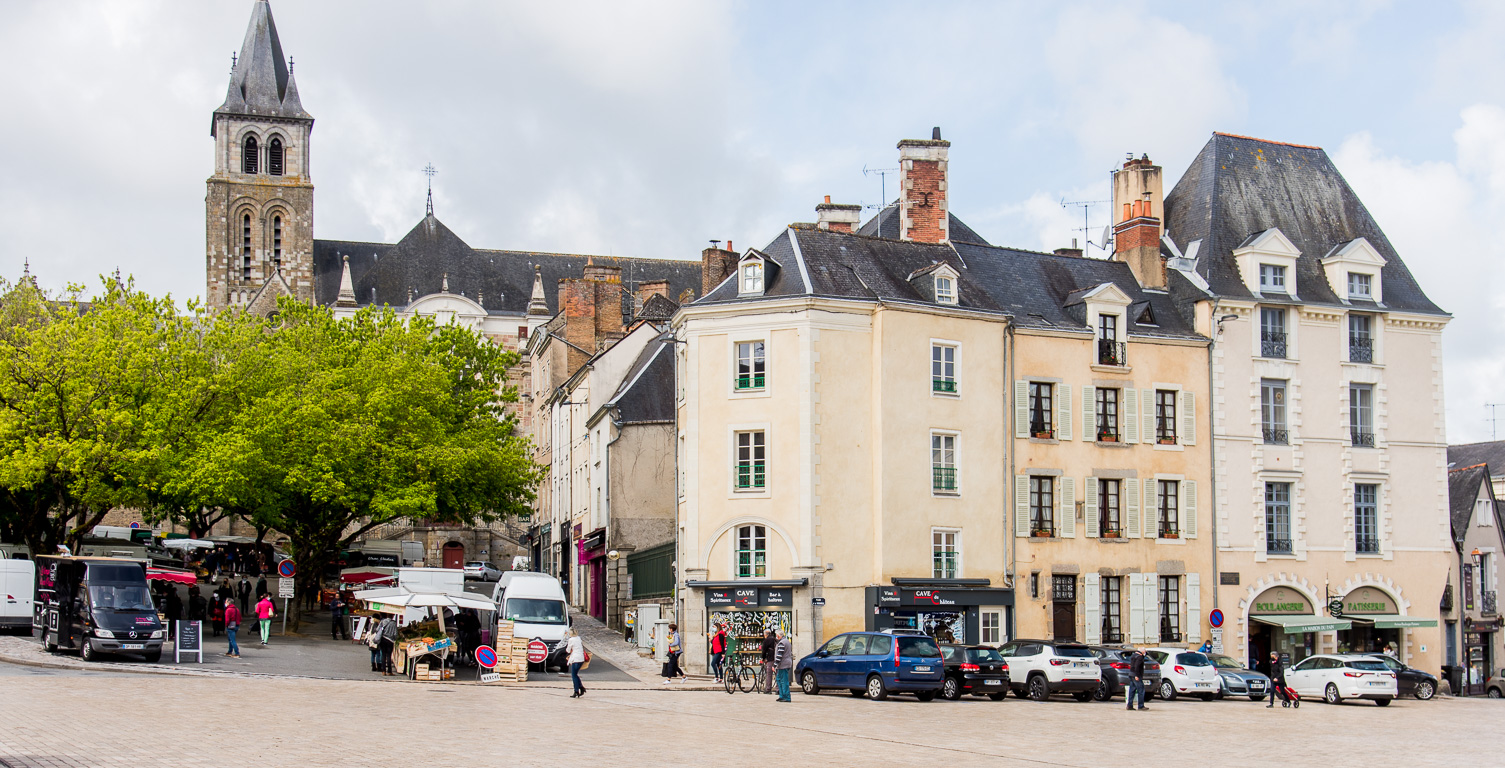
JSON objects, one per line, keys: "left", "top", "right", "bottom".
{"left": 795, "top": 631, "right": 945, "bottom": 700}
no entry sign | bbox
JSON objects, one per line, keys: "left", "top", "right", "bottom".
{"left": 526, "top": 639, "right": 548, "bottom": 664}
{"left": 475, "top": 645, "right": 498, "bottom": 669}
{"left": 277, "top": 560, "right": 297, "bottom": 578}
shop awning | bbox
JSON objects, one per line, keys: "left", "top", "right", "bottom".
{"left": 1350, "top": 614, "right": 1438, "bottom": 629}
{"left": 146, "top": 567, "right": 197, "bottom": 585}
{"left": 1252, "top": 614, "right": 1352, "bottom": 633}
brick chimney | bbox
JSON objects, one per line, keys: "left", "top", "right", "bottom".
{"left": 636, "top": 280, "right": 669, "bottom": 306}
{"left": 1112, "top": 154, "right": 1166, "bottom": 289}
{"left": 559, "top": 263, "right": 625, "bottom": 371}
{"left": 701, "top": 241, "right": 739, "bottom": 296}
{"left": 816, "top": 195, "right": 862, "bottom": 232}
{"left": 898, "top": 127, "right": 951, "bottom": 243}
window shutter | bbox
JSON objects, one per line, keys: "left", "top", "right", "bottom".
{"left": 1084, "top": 572, "right": 1101, "bottom": 644}
{"left": 1014, "top": 381, "right": 1029, "bottom": 439}
{"left": 1057, "top": 384, "right": 1072, "bottom": 441}
{"left": 1145, "top": 480, "right": 1157, "bottom": 539}
{"left": 1084, "top": 477, "right": 1099, "bottom": 539}
{"left": 1186, "top": 573, "right": 1202, "bottom": 645}
{"left": 1143, "top": 576, "right": 1159, "bottom": 644}
{"left": 1015, "top": 475, "right": 1030, "bottom": 538}
{"left": 1124, "top": 478, "right": 1140, "bottom": 538}
{"left": 1124, "top": 387, "right": 1139, "bottom": 443}
{"left": 1142, "top": 389, "right": 1155, "bottom": 444}
{"left": 1082, "top": 386, "right": 1096, "bottom": 440}
{"left": 1183, "top": 480, "right": 1198, "bottom": 539}
{"left": 1128, "top": 574, "right": 1144, "bottom": 644}
{"left": 1181, "top": 391, "right": 1197, "bottom": 445}
{"left": 1059, "top": 477, "right": 1076, "bottom": 538}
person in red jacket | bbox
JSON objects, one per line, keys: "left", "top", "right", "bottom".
{"left": 255, "top": 595, "right": 275, "bottom": 646}
{"left": 223, "top": 599, "right": 242, "bottom": 658}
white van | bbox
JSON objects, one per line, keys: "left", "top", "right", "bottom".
{"left": 491, "top": 572, "right": 570, "bottom": 669}
{"left": 1, "top": 559, "right": 36, "bottom": 631}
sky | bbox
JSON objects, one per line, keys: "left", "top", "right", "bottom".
{"left": 1, "top": 0, "right": 1503, "bottom": 441}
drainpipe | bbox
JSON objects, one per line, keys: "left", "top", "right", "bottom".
{"left": 1006, "top": 323, "right": 1017, "bottom": 637}
{"left": 1208, "top": 299, "right": 1221, "bottom": 613}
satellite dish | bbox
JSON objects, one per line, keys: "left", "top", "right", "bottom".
{"left": 1100, "top": 224, "right": 1112, "bottom": 251}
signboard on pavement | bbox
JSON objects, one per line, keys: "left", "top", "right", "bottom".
{"left": 175, "top": 620, "right": 202, "bottom": 664}
{"left": 278, "top": 578, "right": 295, "bottom": 598}
{"left": 526, "top": 639, "right": 548, "bottom": 664}
{"left": 480, "top": 672, "right": 501, "bottom": 683}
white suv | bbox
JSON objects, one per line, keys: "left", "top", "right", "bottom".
{"left": 997, "top": 639, "right": 1101, "bottom": 701}
{"left": 1285, "top": 654, "right": 1397, "bottom": 706}
{"left": 1144, "top": 648, "right": 1220, "bottom": 701}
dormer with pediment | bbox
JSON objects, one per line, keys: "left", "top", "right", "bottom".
{"left": 1233, "top": 228, "right": 1301, "bottom": 300}
{"left": 1068, "top": 282, "right": 1134, "bottom": 341}
{"left": 407, "top": 289, "right": 488, "bottom": 332}
{"left": 737, "top": 250, "right": 779, "bottom": 297}
{"left": 906, "top": 262, "right": 960, "bottom": 305}
{"left": 1320, "top": 238, "right": 1387, "bottom": 305}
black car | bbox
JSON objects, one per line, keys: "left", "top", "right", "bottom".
{"left": 1087, "top": 645, "right": 1161, "bottom": 701}
{"left": 939, "top": 644, "right": 1010, "bottom": 700}
{"left": 1363, "top": 654, "right": 1438, "bottom": 700}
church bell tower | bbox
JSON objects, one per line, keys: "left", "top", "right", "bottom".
{"left": 206, "top": 0, "right": 314, "bottom": 311}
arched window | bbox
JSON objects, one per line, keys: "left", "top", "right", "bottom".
{"left": 272, "top": 215, "right": 282, "bottom": 267}
{"left": 241, "top": 213, "right": 252, "bottom": 280}
{"left": 736, "top": 524, "right": 767, "bottom": 578}
{"left": 268, "top": 138, "right": 284, "bottom": 176}
{"left": 242, "top": 135, "right": 258, "bottom": 174}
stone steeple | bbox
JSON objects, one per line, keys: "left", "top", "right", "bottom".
{"left": 213, "top": 0, "right": 310, "bottom": 133}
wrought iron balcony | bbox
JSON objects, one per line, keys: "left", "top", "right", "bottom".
{"left": 1351, "top": 429, "right": 1375, "bottom": 447}
{"left": 1484, "top": 590, "right": 1498, "bottom": 616}
{"left": 1356, "top": 536, "right": 1381, "bottom": 555}
{"left": 1262, "top": 427, "right": 1289, "bottom": 445}
{"left": 1261, "top": 331, "right": 1287, "bottom": 359}
{"left": 1349, "top": 336, "right": 1373, "bottom": 363}
{"left": 933, "top": 467, "right": 958, "bottom": 493}
{"left": 735, "top": 373, "right": 766, "bottom": 390}
{"left": 1267, "top": 537, "right": 1294, "bottom": 554}
{"left": 933, "top": 378, "right": 957, "bottom": 393}
{"left": 1097, "top": 339, "right": 1127, "bottom": 367}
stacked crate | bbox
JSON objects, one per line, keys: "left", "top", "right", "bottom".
{"left": 495, "top": 620, "right": 529, "bottom": 682}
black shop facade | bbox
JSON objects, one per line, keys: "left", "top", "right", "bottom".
{"left": 694, "top": 580, "right": 803, "bottom": 671}
{"left": 865, "top": 579, "right": 1015, "bottom": 645}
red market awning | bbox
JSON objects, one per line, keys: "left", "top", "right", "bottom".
{"left": 146, "top": 568, "right": 197, "bottom": 585}
{"left": 339, "top": 571, "right": 396, "bottom": 586}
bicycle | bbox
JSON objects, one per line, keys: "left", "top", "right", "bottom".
{"left": 723, "top": 659, "right": 771, "bottom": 694}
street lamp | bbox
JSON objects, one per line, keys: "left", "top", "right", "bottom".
{"left": 1473, "top": 548, "right": 1483, "bottom": 570}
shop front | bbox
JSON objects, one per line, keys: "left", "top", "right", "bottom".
{"left": 700, "top": 582, "right": 801, "bottom": 672}
{"left": 864, "top": 579, "right": 1014, "bottom": 646}
{"left": 1247, "top": 585, "right": 1350, "bottom": 675}
{"left": 577, "top": 528, "right": 606, "bottom": 622}
{"left": 1335, "top": 585, "right": 1437, "bottom": 660}
{"left": 1463, "top": 621, "right": 1498, "bottom": 696}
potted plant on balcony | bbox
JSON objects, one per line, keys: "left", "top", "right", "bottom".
{"left": 1157, "top": 436, "right": 1177, "bottom": 445}
{"left": 1161, "top": 531, "right": 1180, "bottom": 540}
{"left": 1033, "top": 429, "right": 1055, "bottom": 440}
{"left": 1101, "top": 528, "right": 1120, "bottom": 539}
{"left": 1097, "top": 428, "right": 1117, "bottom": 443}
{"left": 1031, "top": 528, "right": 1054, "bottom": 538}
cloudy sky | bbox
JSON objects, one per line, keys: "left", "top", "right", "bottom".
{"left": 1, "top": 0, "right": 1503, "bottom": 441}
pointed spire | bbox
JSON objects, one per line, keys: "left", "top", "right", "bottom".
{"left": 423, "top": 164, "right": 437, "bottom": 217}
{"left": 214, "top": 0, "right": 311, "bottom": 132}
{"left": 527, "top": 265, "right": 550, "bottom": 316}
{"left": 335, "top": 254, "right": 358, "bottom": 307}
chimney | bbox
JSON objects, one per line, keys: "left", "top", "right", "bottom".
{"left": 898, "top": 127, "right": 951, "bottom": 243}
{"left": 701, "top": 242, "right": 739, "bottom": 296}
{"left": 636, "top": 280, "right": 670, "bottom": 306}
{"left": 1112, "top": 153, "right": 1166, "bottom": 289}
{"left": 816, "top": 195, "right": 862, "bottom": 233}
{"left": 559, "top": 264, "right": 624, "bottom": 371}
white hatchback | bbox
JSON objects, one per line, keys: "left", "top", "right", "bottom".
{"left": 1285, "top": 654, "right": 1397, "bottom": 706}
{"left": 1144, "top": 648, "right": 1221, "bottom": 701}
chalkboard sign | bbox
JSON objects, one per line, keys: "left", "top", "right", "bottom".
{"left": 175, "top": 620, "right": 203, "bottom": 664}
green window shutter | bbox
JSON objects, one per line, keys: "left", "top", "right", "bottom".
{"left": 1084, "top": 477, "right": 1099, "bottom": 539}
{"left": 1057, "top": 384, "right": 1072, "bottom": 441}
{"left": 1183, "top": 479, "right": 1198, "bottom": 538}
{"left": 1142, "top": 389, "right": 1155, "bottom": 444}
{"left": 1082, "top": 386, "right": 1096, "bottom": 441}
{"left": 1181, "top": 391, "right": 1197, "bottom": 446}
{"left": 1084, "top": 572, "right": 1101, "bottom": 644}
{"left": 1124, "top": 478, "right": 1140, "bottom": 538}
{"left": 1059, "top": 477, "right": 1076, "bottom": 538}
{"left": 1014, "top": 381, "right": 1029, "bottom": 439}
{"left": 1124, "top": 387, "right": 1139, "bottom": 443}
{"left": 1186, "top": 572, "right": 1202, "bottom": 644}
{"left": 1015, "top": 475, "right": 1030, "bottom": 538}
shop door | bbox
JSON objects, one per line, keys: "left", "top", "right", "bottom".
{"left": 1466, "top": 635, "right": 1488, "bottom": 696}
{"left": 1052, "top": 575, "right": 1077, "bottom": 641}
{"left": 442, "top": 542, "right": 464, "bottom": 570}
{"left": 590, "top": 559, "right": 605, "bottom": 621}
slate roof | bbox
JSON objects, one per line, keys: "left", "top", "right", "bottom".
{"left": 311, "top": 214, "right": 701, "bottom": 318}
{"left": 609, "top": 336, "right": 675, "bottom": 424}
{"left": 1448, "top": 441, "right": 1505, "bottom": 474}
{"left": 855, "top": 203, "right": 992, "bottom": 246}
{"left": 1448, "top": 464, "right": 1490, "bottom": 545}
{"left": 213, "top": 0, "right": 310, "bottom": 133}
{"left": 1162, "top": 133, "right": 1444, "bottom": 315}
{"left": 696, "top": 226, "right": 1201, "bottom": 341}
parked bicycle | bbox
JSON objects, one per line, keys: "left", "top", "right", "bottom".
{"left": 723, "top": 659, "right": 772, "bottom": 694}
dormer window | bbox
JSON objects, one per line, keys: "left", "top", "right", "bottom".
{"left": 1348, "top": 272, "right": 1372, "bottom": 299}
{"left": 1259, "top": 264, "right": 1286, "bottom": 293}
{"left": 741, "top": 262, "right": 763, "bottom": 294}
{"left": 935, "top": 275, "right": 956, "bottom": 304}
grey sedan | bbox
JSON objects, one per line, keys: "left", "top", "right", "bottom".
{"left": 1208, "top": 653, "right": 1271, "bottom": 701}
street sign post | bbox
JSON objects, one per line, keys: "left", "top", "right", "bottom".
{"left": 476, "top": 645, "right": 498, "bottom": 669}
{"left": 1209, "top": 609, "right": 1224, "bottom": 628}
{"left": 526, "top": 639, "right": 548, "bottom": 664}
{"left": 278, "top": 560, "right": 297, "bottom": 578}
{"left": 278, "top": 575, "right": 295, "bottom": 635}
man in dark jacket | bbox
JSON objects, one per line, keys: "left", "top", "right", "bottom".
{"left": 760, "top": 629, "right": 778, "bottom": 694}
{"left": 1268, "top": 652, "right": 1287, "bottom": 707}
{"left": 238, "top": 576, "right": 251, "bottom": 614}
{"left": 1127, "top": 649, "right": 1148, "bottom": 710}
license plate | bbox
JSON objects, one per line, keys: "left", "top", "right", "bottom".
{"left": 1251, "top": 682, "right": 1266, "bottom": 689}
{"left": 1194, "top": 682, "right": 1212, "bottom": 688}
{"left": 1369, "top": 681, "right": 1387, "bottom": 686}
{"left": 121, "top": 643, "right": 144, "bottom": 650}
{"left": 914, "top": 666, "right": 931, "bottom": 672}
{"left": 985, "top": 679, "right": 1003, "bottom": 685}
{"left": 1073, "top": 662, "right": 1090, "bottom": 668}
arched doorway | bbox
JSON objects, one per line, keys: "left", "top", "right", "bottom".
{"left": 1246, "top": 584, "right": 1348, "bottom": 675}
{"left": 442, "top": 541, "right": 464, "bottom": 570}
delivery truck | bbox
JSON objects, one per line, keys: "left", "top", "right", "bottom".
{"left": 34, "top": 555, "right": 164, "bottom": 662}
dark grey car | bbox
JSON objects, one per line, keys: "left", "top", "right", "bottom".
{"left": 1207, "top": 653, "right": 1271, "bottom": 701}
{"left": 1088, "top": 645, "right": 1162, "bottom": 701}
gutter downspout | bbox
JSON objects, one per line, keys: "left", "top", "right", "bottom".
{"left": 1208, "top": 298, "right": 1222, "bottom": 614}
{"left": 1006, "top": 322, "right": 1017, "bottom": 639}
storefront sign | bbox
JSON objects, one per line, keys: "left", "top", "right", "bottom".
{"left": 910, "top": 589, "right": 958, "bottom": 606}
{"left": 704, "top": 587, "right": 793, "bottom": 609}
{"left": 579, "top": 529, "right": 605, "bottom": 551}
{"left": 1342, "top": 587, "right": 1395, "bottom": 615}
{"left": 877, "top": 587, "right": 900, "bottom": 606}
{"left": 760, "top": 588, "right": 791, "bottom": 607}
{"left": 733, "top": 588, "right": 760, "bottom": 607}
{"left": 1250, "top": 587, "right": 1311, "bottom": 615}
{"left": 706, "top": 589, "right": 735, "bottom": 607}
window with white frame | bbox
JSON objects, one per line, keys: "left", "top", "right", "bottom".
{"left": 1261, "top": 379, "right": 1288, "bottom": 444}
{"left": 740, "top": 262, "right": 763, "bottom": 294}
{"left": 931, "top": 433, "right": 957, "bottom": 494}
{"left": 932, "top": 529, "right": 959, "bottom": 578}
{"left": 1259, "top": 264, "right": 1287, "bottom": 293}
{"left": 1098, "top": 479, "right": 1121, "bottom": 537}
{"left": 1158, "top": 480, "right": 1180, "bottom": 538}
{"left": 1349, "top": 384, "right": 1374, "bottom": 447}
{"left": 1101, "top": 576, "right": 1122, "bottom": 642}
{"left": 1028, "top": 382, "right": 1053, "bottom": 437}
{"left": 1155, "top": 389, "right": 1177, "bottom": 444}
{"left": 935, "top": 274, "right": 956, "bottom": 304}
{"left": 980, "top": 609, "right": 1003, "bottom": 644}
{"left": 736, "top": 524, "right": 767, "bottom": 578}
{"left": 1096, "top": 388, "right": 1120, "bottom": 441}
{"left": 734, "top": 431, "right": 766, "bottom": 490}
{"left": 1260, "top": 307, "right": 1287, "bottom": 358}
{"left": 1158, "top": 576, "right": 1181, "bottom": 642}
{"left": 1029, "top": 477, "right": 1054, "bottom": 535}
{"left": 1348, "top": 272, "right": 1372, "bottom": 299}
{"left": 1266, "top": 482, "right": 1292, "bottom": 554}
{"left": 932, "top": 344, "right": 957, "bottom": 394}
{"left": 1355, "top": 484, "right": 1379, "bottom": 554}
{"left": 735, "top": 341, "right": 766, "bottom": 391}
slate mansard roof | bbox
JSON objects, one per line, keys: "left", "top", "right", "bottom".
{"left": 312, "top": 214, "right": 701, "bottom": 317}
{"left": 213, "top": 0, "right": 310, "bottom": 133}
{"left": 1447, "top": 463, "right": 1492, "bottom": 546}
{"left": 1448, "top": 441, "right": 1505, "bottom": 475}
{"left": 855, "top": 203, "right": 992, "bottom": 247}
{"left": 698, "top": 225, "right": 1202, "bottom": 342}
{"left": 609, "top": 335, "right": 676, "bottom": 425}
{"left": 1162, "top": 132, "right": 1444, "bottom": 315}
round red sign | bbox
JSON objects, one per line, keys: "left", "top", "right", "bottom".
{"left": 526, "top": 639, "right": 548, "bottom": 664}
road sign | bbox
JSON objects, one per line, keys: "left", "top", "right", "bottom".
{"left": 277, "top": 560, "right": 297, "bottom": 578}
{"left": 526, "top": 639, "right": 548, "bottom": 664}
{"left": 811, "top": 597, "right": 827, "bottom": 607}
{"left": 1209, "top": 609, "right": 1224, "bottom": 628}
{"left": 1210, "top": 627, "right": 1224, "bottom": 654}
{"left": 278, "top": 577, "right": 295, "bottom": 598}
{"left": 475, "top": 645, "right": 498, "bottom": 669}
{"left": 129, "top": 522, "right": 141, "bottom": 529}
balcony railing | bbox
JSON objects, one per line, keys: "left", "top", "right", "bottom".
{"left": 1159, "top": 522, "right": 1180, "bottom": 539}
{"left": 933, "top": 467, "right": 958, "bottom": 493}
{"left": 933, "top": 554, "right": 958, "bottom": 580}
{"left": 1097, "top": 425, "right": 1120, "bottom": 443}
{"left": 1350, "top": 429, "right": 1375, "bottom": 447}
{"left": 1267, "top": 537, "right": 1294, "bottom": 554}
{"left": 1030, "top": 520, "right": 1056, "bottom": 538}
{"left": 1263, "top": 427, "right": 1289, "bottom": 445}
{"left": 1097, "top": 340, "right": 1128, "bottom": 367}
{"left": 735, "top": 463, "right": 766, "bottom": 489}
{"left": 1261, "top": 331, "right": 1287, "bottom": 359}
{"left": 1349, "top": 336, "right": 1373, "bottom": 363}
{"left": 735, "top": 373, "right": 766, "bottom": 390}
{"left": 933, "top": 379, "right": 957, "bottom": 394}
{"left": 1099, "top": 521, "right": 1122, "bottom": 538}
{"left": 1356, "top": 536, "right": 1381, "bottom": 555}
{"left": 1159, "top": 620, "right": 1183, "bottom": 643}
{"left": 1484, "top": 590, "right": 1499, "bottom": 616}
{"left": 1101, "top": 630, "right": 1124, "bottom": 644}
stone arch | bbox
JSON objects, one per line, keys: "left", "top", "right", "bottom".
{"left": 1336, "top": 573, "right": 1409, "bottom": 614}
{"left": 702, "top": 515, "right": 799, "bottom": 575}
{"left": 1234, "top": 572, "right": 1323, "bottom": 656}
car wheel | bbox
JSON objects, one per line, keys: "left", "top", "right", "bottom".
{"left": 1159, "top": 679, "right": 1177, "bottom": 701}
{"left": 1250, "top": 695, "right": 1265, "bottom": 702}
{"left": 1072, "top": 690, "right": 1093, "bottom": 702}
{"left": 1028, "top": 675, "right": 1049, "bottom": 701}
{"left": 80, "top": 641, "right": 96, "bottom": 663}
{"left": 942, "top": 677, "right": 961, "bottom": 700}
{"left": 1092, "top": 679, "right": 1113, "bottom": 701}
{"left": 800, "top": 671, "right": 820, "bottom": 695}
{"left": 1199, "top": 693, "right": 1216, "bottom": 702}
{"left": 865, "top": 675, "right": 888, "bottom": 701}
{"left": 1413, "top": 680, "right": 1435, "bottom": 701}
{"left": 1215, "top": 690, "right": 1226, "bottom": 700}
{"left": 988, "top": 693, "right": 1006, "bottom": 701}
{"left": 1324, "top": 683, "right": 1342, "bottom": 705}
{"left": 916, "top": 690, "right": 937, "bottom": 702}
{"left": 1488, "top": 687, "right": 1503, "bottom": 699}
{"left": 1374, "top": 697, "right": 1392, "bottom": 707}
{"left": 1012, "top": 684, "right": 1029, "bottom": 699}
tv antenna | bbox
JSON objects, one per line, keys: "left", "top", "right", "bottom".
{"left": 863, "top": 164, "right": 900, "bottom": 209}
{"left": 1487, "top": 403, "right": 1505, "bottom": 440}
{"left": 1061, "top": 198, "right": 1111, "bottom": 255}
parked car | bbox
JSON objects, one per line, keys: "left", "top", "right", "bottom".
{"left": 939, "top": 643, "right": 1010, "bottom": 700}
{"left": 1487, "top": 672, "right": 1505, "bottom": 698}
{"left": 1360, "top": 654, "right": 1436, "bottom": 700}
{"left": 1206, "top": 653, "right": 1271, "bottom": 701}
{"left": 796, "top": 631, "right": 945, "bottom": 701}
{"left": 997, "top": 639, "right": 1101, "bottom": 701}
{"left": 1144, "top": 648, "right": 1220, "bottom": 701}
{"left": 1285, "top": 653, "right": 1397, "bottom": 706}
{"left": 463, "top": 561, "right": 501, "bottom": 581}
{"left": 1087, "top": 645, "right": 1161, "bottom": 701}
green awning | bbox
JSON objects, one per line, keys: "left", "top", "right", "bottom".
{"left": 1252, "top": 614, "right": 1353, "bottom": 633}
{"left": 1351, "top": 614, "right": 1437, "bottom": 629}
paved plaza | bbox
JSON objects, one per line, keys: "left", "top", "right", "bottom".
{"left": 1, "top": 659, "right": 1501, "bottom": 768}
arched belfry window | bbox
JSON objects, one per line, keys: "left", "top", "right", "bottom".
{"left": 241, "top": 213, "right": 253, "bottom": 280}
{"left": 268, "top": 138, "right": 284, "bottom": 176}
{"left": 242, "top": 135, "right": 259, "bottom": 174}
{"left": 272, "top": 215, "right": 283, "bottom": 268}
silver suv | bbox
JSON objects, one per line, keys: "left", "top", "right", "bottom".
{"left": 997, "top": 639, "right": 1101, "bottom": 701}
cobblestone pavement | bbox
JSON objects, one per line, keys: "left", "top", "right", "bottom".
{"left": 1, "top": 661, "right": 1500, "bottom": 768}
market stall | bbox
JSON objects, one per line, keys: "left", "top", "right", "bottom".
{"left": 145, "top": 566, "right": 197, "bottom": 585}
{"left": 354, "top": 587, "right": 495, "bottom": 681}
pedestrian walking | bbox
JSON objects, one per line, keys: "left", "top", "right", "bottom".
{"left": 708, "top": 622, "right": 728, "bottom": 682}
{"left": 255, "top": 594, "right": 275, "bottom": 646}
{"left": 366, "top": 618, "right": 385, "bottom": 671}
{"left": 773, "top": 629, "right": 794, "bottom": 702}
{"left": 1268, "top": 652, "right": 1288, "bottom": 708}
{"left": 256, "top": 576, "right": 267, "bottom": 600}
{"left": 760, "top": 628, "right": 778, "bottom": 694}
{"left": 379, "top": 615, "right": 398, "bottom": 675}
{"left": 223, "top": 599, "right": 241, "bottom": 657}
{"left": 210, "top": 594, "right": 225, "bottom": 637}
{"left": 1127, "top": 648, "right": 1148, "bottom": 710}
{"left": 661, "top": 623, "right": 683, "bottom": 684}
{"left": 330, "top": 594, "right": 347, "bottom": 640}
{"left": 164, "top": 587, "right": 182, "bottom": 641}
{"left": 565, "top": 629, "right": 587, "bottom": 698}
{"left": 238, "top": 576, "right": 250, "bottom": 614}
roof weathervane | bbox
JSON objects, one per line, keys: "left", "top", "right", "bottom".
{"left": 230, "top": 51, "right": 238, "bottom": 75}
{"left": 288, "top": 56, "right": 294, "bottom": 74}
{"left": 423, "top": 163, "right": 437, "bottom": 216}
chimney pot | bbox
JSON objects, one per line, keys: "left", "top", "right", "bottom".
{"left": 727, "top": 239, "right": 733, "bottom": 253}
{"left": 824, "top": 195, "right": 831, "bottom": 204}
{"left": 932, "top": 126, "right": 942, "bottom": 140}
